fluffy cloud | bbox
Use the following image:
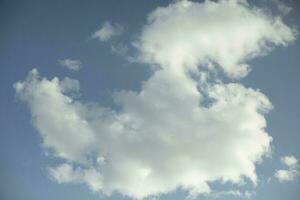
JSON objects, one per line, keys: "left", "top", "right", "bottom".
{"left": 14, "top": 69, "right": 93, "bottom": 162}
{"left": 49, "top": 163, "right": 103, "bottom": 191}
{"left": 59, "top": 59, "right": 82, "bottom": 71}
{"left": 281, "top": 156, "right": 298, "bottom": 168}
{"left": 92, "top": 21, "right": 123, "bottom": 41}
{"left": 134, "top": 0, "right": 295, "bottom": 78}
{"left": 14, "top": 0, "right": 296, "bottom": 199}
{"left": 275, "top": 156, "right": 299, "bottom": 182}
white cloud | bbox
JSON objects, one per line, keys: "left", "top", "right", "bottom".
{"left": 134, "top": 0, "right": 296, "bottom": 78}
{"left": 49, "top": 163, "right": 103, "bottom": 191}
{"left": 59, "top": 59, "right": 82, "bottom": 71}
{"left": 274, "top": 155, "right": 299, "bottom": 182}
{"left": 92, "top": 21, "right": 123, "bottom": 41}
{"left": 14, "top": 0, "right": 296, "bottom": 199}
{"left": 275, "top": 169, "right": 298, "bottom": 182}
{"left": 14, "top": 69, "right": 93, "bottom": 162}
{"left": 281, "top": 155, "right": 298, "bottom": 168}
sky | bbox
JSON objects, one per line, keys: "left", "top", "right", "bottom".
{"left": 1, "top": 0, "right": 300, "bottom": 200}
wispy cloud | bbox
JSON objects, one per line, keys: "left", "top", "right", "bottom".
{"left": 59, "top": 59, "right": 82, "bottom": 71}
{"left": 271, "top": 0, "right": 292, "bottom": 15}
{"left": 205, "top": 189, "right": 256, "bottom": 199}
{"left": 92, "top": 21, "right": 123, "bottom": 41}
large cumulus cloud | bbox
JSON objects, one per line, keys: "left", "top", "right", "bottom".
{"left": 14, "top": 0, "right": 296, "bottom": 199}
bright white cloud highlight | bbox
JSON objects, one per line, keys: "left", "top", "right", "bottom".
{"left": 15, "top": 0, "right": 296, "bottom": 199}
{"left": 135, "top": 0, "right": 295, "bottom": 78}
{"left": 59, "top": 59, "right": 82, "bottom": 71}
{"left": 275, "top": 156, "right": 299, "bottom": 182}
{"left": 92, "top": 21, "right": 123, "bottom": 41}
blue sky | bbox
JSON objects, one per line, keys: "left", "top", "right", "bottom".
{"left": 1, "top": 0, "right": 300, "bottom": 200}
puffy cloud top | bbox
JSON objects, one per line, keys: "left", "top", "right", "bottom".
{"left": 135, "top": 0, "right": 296, "bottom": 78}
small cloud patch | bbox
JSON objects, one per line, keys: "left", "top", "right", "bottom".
{"left": 59, "top": 59, "right": 82, "bottom": 71}
{"left": 275, "top": 156, "right": 300, "bottom": 182}
{"left": 92, "top": 21, "right": 123, "bottom": 42}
